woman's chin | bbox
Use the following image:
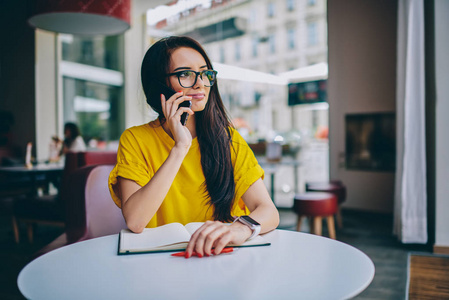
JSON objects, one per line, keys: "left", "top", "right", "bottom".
{"left": 191, "top": 101, "right": 207, "bottom": 112}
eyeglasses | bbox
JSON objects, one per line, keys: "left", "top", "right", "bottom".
{"left": 166, "top": 69, "right": 217, "bottom": 88}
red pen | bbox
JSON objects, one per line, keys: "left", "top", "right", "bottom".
{"left": 171, "top": 247, "right": 234, "bottom": 257}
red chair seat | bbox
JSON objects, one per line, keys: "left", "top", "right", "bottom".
{"left": 306, "top": 182, "right": 346, "bottom": 204}
{"left": 293, "top": 192, "right": 338, "bottom": 216}
{"left": 293, "top": 192, "right": 338, "bottom": 239}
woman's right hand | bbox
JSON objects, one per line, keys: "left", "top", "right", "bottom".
{"left": 161, "top": 92, "right": 194, "bottom": 151}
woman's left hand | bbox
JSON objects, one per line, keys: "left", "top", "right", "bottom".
{"left": 184, "top": 221, "right": 252, "bottom": 258}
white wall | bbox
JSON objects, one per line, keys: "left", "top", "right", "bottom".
{"left": 122, "top": 0, "right": 173, "bottom": 128}
{"left": 434, "top": 0, "right": 449, "bottom": 249}
{"left": 35, "top": 30, "right": 59, "bottom": 161}
{"left": 123, "top": 2, "right": 155, "bottom": 129}
{"left": 328, "top": 0, "right": 397, "bottom": 212}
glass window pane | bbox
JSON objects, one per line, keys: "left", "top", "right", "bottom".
{"left": 61, "top": 34, "right": 123, "bottom": 71}
{"left": 307, "top": 22, "right": 318, "bottom": 45}
{"left": 267, "top": 2, "right": 275, "bottom": 17}
{"left": 269, "top": 34, "right": 276, "bottom": 53}
{"left": 235, "top": 42, "right": 241, "bottom": 61}
{"left": 63, "top": 78, "right": 123, "bottom": 145}
{"left": 288, "top": 28, "right": 296, "bottom": 49}
{"left": 252, "top": 37, "right": 259, "bottom": 57}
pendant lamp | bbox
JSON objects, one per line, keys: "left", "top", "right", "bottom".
{"left": 28, "top": 0, "right": 131, "bottom": 36}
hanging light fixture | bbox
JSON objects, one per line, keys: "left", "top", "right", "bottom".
{"left": 28, "top": 0, "right": 131, "bottom": 36}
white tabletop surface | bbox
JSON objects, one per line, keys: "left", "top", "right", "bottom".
{"left": 18, "top": 230, "right": 374, "bottom": 300}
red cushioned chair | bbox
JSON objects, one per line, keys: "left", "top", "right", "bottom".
{"left": 293, "top": 192, "right": 338, "bottom": 239}
{"left": 12, "top": 151, "right": 117, "bottom": 243}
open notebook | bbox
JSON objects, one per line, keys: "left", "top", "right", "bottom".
{"left": 118, "top": 222, "right": 270, "bottom": 255}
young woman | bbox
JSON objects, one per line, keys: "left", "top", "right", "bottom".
{"left": 108, "top": 36, "right": 279, "bottom": 258}
{"left": 60, "top": 122, "right": 86, "bottom": 154}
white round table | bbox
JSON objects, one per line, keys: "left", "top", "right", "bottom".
{"left": 18, "top": 230, "right": 374, "bottom": 300}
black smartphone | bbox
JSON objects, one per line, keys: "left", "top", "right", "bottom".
{"left": 154, "top": 81, "right": 191, "bottom": 126}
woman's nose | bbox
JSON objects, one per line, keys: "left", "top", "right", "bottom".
{"left": 193, "top": 74, "right": 206, "bottom": 88}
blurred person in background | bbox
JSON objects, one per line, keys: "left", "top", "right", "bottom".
{"left": 60, "top": 122, "right": 86, "bottom": 155}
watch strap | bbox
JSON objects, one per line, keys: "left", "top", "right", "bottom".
{"left": 233, "top": 216, "right": 261, "bottom": 240}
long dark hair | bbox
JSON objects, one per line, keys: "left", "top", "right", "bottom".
{"left": 141, "top": 36, "right": 235, "bottom": 222}
{"left": 63, "top": 122, "right": 80, "bottom": 148}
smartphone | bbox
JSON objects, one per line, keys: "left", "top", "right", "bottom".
{"left": 154, "top": 81, "right": 191, "bottom": 126}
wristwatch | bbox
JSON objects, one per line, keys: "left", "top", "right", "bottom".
{"left": 233, "top": 215, "right": 261, "bottom": 240}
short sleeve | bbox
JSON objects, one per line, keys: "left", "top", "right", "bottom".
{"left": 230, "top": 129, "right": 264, "bottom": 211}
{"left": 108, "top": 128, "right": 154, "bottom": 208}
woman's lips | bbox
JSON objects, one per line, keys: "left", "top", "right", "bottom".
{"left": 188, "top": 93, "right": 205, "bottom": 100}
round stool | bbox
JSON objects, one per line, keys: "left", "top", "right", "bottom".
{"left": 293, "top": 192, "right": 338, "bottom": 239}
{"left": 306, "top": 181, "right": 346, "bottom": 228}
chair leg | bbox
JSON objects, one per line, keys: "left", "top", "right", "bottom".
{"left": 296, "top": 216, "right": 303, "bottom": 232}
{"left": 12, "top": 216, "right": 19, "bottom": 243}
{"left": 313, "top": 217, "right": 322, "bottom": 236}
{"left": 336, "top": 206, "right": 343, "bottom": 228}
{"left": 27, "top": 223, "right": 33, "bottom": 243}
{"left": 327, "top": 216, "right": 336, "bottom": 240}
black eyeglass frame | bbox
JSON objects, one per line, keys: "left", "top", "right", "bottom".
{"left": 166, "top": 69, "right": 218, "bottom": 88}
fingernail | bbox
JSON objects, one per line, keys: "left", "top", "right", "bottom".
{"left": 178, "top": 91, "right": 183, "bottom": 93}
{"left": 184, "top": 252, "right": 189, "bottom": 258}
{"left": 197, "top": 253, "right": 203, "bottom": 258}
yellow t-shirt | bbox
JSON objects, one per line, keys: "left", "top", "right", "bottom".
{"left": 108, "top": 119, "right": 264, "bottom": 228}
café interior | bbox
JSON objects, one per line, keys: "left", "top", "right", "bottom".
{"left": 1, "top": 0, "right": 448, "bottom": 299}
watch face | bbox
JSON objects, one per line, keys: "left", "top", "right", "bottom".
{"left": 240, "top": 215, "right": 260, "bottom": 226}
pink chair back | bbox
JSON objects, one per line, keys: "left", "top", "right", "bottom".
{"left": 65, "top": 164, "right": 127, "bottom": 242}
{"left": 84, "top": 165, "right": 127, "bottom": 239}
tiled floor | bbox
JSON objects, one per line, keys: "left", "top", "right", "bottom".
{"left": 0, "top": 206, "right": 431, "bottom": 299}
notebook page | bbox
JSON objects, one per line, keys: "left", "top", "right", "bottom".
{"left": 121, "top": 223, "right": 191, "bottom": 251}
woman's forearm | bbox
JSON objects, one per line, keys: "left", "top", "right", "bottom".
{"left": 248, "top": 202, "right": 280, "bottom": 234}
{"left": 240, "top": 179, "right": 280, "bottom": 234}
{"left": 121, "top": 146, "right": 188, "bottom": 233}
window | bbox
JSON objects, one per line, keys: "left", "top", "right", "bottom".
{"left": 63, "top": 78, "right": 123, "bottom": 143}
{"left": 61, "top": 34, "right": 124, "bottom": 145}
{"left": 62, "top": 34, "right": 123, "bottom": 71}
{"left": 287, "top": 28, "right": 296, "bottom": 49}
{"left": 268, "top": 33, "right": 276, "bottom": 54}
{"left": 267, "top": 2, "right": 275, "bottom": 17}
{"left": 235, "top": 42, "right": 241, "bottom": 61}
{"left": 252, "top": 37, "right": 258, "bottom": 57}
{"left": 249, "top": 8, "right": 257, "bottom": 25}
{"left": 307, "top": 22, "right": 318, "bottom": 46}
{"left": 286, "top": 0, "right": 295, "bottom": 11}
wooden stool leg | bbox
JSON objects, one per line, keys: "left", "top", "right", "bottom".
{"left": 12, "top": 216, "right": 20, "bottom": 243}
{"left": 27, "top": 223, "right": 33, "bottom": 243}
{"left": 327, "top": 216, "right": 336, "bottom": 239}
{"left": 296, "top": 216, "right": 303, "bottom": 232}
{"left": 313, "top": 217, "right": 322, "bottom": 236}
{"left": 336, "top": 206, "right": 343, "bottom": 228}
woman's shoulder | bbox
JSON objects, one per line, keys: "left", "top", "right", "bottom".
{"left": 228, "top": 127, "right": 246, "bottom": 144}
